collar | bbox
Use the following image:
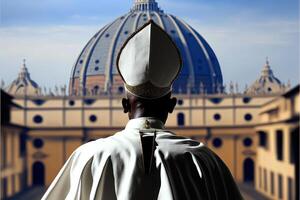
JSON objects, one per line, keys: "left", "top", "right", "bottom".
{"left": 125, "top": 117, "right": 165, "bottom": 130}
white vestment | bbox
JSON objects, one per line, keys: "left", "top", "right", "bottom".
{"left": 42, "top": 117, "right": 243, "bottom": 200}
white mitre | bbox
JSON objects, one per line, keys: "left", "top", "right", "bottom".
{"left": 117, "top": 20, "right": 182, "bottom": 99}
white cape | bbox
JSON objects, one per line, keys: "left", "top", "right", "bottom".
{"left": 42, "top": 118, "right": 243, "bottom": 200}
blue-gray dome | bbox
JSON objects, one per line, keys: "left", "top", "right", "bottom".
{"left": 69, "top": 0, "right": 223, "bottom": 95}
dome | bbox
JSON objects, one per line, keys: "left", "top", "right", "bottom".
{"left": 246, "top": 58, "right": 286, "bottom": 94}
{"left": 69, "top": 0, "right": 223, "bottom": 96}
{"left": 6, "top": 59, "right": 40, "bottom": 96}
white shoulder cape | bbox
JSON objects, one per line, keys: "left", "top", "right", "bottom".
{"left": 42, "top": 118, "right": 243, "bottom": 200}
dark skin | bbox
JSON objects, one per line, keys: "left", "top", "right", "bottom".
{"left": 122, "top": 92, "right": 177, "bottom": 124}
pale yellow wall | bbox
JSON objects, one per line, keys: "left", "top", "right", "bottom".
{"left": 255, "top": 124, "right": 296, "bottom": 200}
{"left": 11, "top": 94, "right": 278, "bottom": 129}
{"left": 92, "top": 99, "right": 110, "bottom": 107}
{"left": 7, "top": 92, "right": 289, "bottom": 195}
{"left": 191, "top": 109, "right": 204, "bottom": 126}
{"left": 0, "top": 127, "right": 25, "bottom": 199}
{"left": 84, "top": 110, "right": 110, "bottom": 127}
{"left": 65, "top": 110, "right": 83, "bottom": 127}
{"left": 65, "top": 99, "right": 83, "bottom": 108}
{"left": 235, "top": 108, "right": 260, "bottom": 125}
{"left": 112, "top": 110, "right": 128, "bottom": 127}
{"left": 27, "top": 110, "right": 63, "bottom": 127}
{"left": 206, "top": 109, "right": 234, "bottom": 126}
{"left": 26, "top": 99, "right": 63, "bottom": 108}
{"left": 205, "top": 97, "right": 233, "bottom": 107}
{"left": 10, "top": 109, "right": 25, "bottom": 125}
{"left": 167, "top": 109, "right": 190, "bottom": 126}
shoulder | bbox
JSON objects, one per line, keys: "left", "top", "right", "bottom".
{"left": 72, "top": 130, "right": 132, "bottom": 159}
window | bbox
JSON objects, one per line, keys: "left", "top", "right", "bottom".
{"left": 33, "top": 115, "right": 43, "bottom": 124}
{"left": 33, "top": 138, "right": 44, "bottom": 149}
{"left": 209, "top": 98, "right": 223, "bottom": 104}
{"left": 170, "top": 30, "right": 176, "bottom": 34}
{"left": 177, "top": 113, "right": 185, "bottom": 126}
{"left": 124, "top": 31, "right": 129, "bottom": 35}
{"left": 244, "top": 113, "right": 253, "bottom": 121}
{"left": 258, "top": 131, "right": 268, "bottom": 148}
{"left": 177, "top": 99, "right": 183, "bottom": 105}
{"left": 118, "top": 86, "right": 124, "bottom": 94}
{"left": 93, "top": 86, "right": 100, "bottom": 95}
{"left": 243, "top": 97, "right": 252, "bottom": 104}
{"left": 89, "top": 115, "right": 97, "bottom": 123}
{"left": 69, "top": 100, "right": 75, "bottom": 106}
{"left": 19, "top": 133, "right": 27, "bottom": 156}
{"left": 290, "top": 128, "right": 298, "bottom": 164}
{"left": 212, "top": 138, "right": 222, "bottom": 148}
{"left": 264, "top": 169, "right": 267, "bottom": 192}
{"left": 95, "top": 67, "right": 99, "bottom": 71}
{"left": 79, "top": 60, "right": 83, "bottom": 64}
{"left": 259, "top": 167, "right": 262, "bottom": 189}
{"left": 270, "top": 171, "right": 274, "bottom": 195}
{"left": 288, "top": 177, "right": 294, "bottom": 200}
{"left": 278, "top": 174, "right": 283, "bottom": 199}
{"left": 84, "top": 99, "right": 95, "bottom": 105}
{"left": 276, "top": 130, "right": 283, "bottom": 161}
{"left": 213, "top": 113, "right": 221, "bottom": 121}
{"left": 95, "top": 59, "right": 99, "bottom": 64}
{"left": 243, "top": 138, "right": 253, "bottom": 147}
{"left": 32, "top": 99, "right": 45, "bottom": 106}
{"left": 105, "top": 33, "right": 110, "bottom": 38}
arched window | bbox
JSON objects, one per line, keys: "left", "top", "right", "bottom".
{"left": 32, "top": 161, "right": 45, "bottom": 185}
{"left": 243, "top": 158, "right": 254, "bottom": 182}
{"left": 93, "top": 86, "right": 100, "bottom": 95}
{"left": 177, "top": 113, "right": 185, "bottom": 126}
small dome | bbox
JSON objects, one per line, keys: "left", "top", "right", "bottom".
{"left": 246, "top": 58, "right": 285, "bottom": 94}
{"left": 7, "top": 59, "right": 40, "bottom": 96}
{"left": 69, "top": 0, "right": 223, "bottom": 95}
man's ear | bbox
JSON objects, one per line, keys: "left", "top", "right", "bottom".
{"left": 168, "top": 97, "right": 177, "bottom": 113}
{"left": 122, "top": 98, "right": 130, "bottom": 113}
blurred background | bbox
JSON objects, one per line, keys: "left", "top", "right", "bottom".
{"left": 1, "top": 0, "right": 299, "bottom": 199}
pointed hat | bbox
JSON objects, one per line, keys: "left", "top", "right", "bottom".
{"left": 117, "top": 20, "right": 182, "bottom": 99}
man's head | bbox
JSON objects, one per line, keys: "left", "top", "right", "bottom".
{"left": 122, "top": 92, "right": 177, "bottom": 123}
{"left": 117, "top": 21, "right": 182, "bottom": 123}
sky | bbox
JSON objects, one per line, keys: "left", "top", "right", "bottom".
{"left": 0, "top": 0, "right": 299, "bottom": 90}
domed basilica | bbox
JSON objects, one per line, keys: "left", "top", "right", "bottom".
{"left": 69, "top": 0, "right": 223, "bottom": 95}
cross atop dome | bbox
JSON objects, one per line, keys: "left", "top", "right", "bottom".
{"left": 265, "top": 56, "right": 269, "bottom": 65}
{"left": 132, "top": 0, "right": 162, "bottom": 12}
{"left": 246, "top": 58, "right": 285, "bottom": 94}
{"left": 19, "top": 58, "right": 30, "bottom": 79}
{"left": 6, "top": 59, "right": 40, "bottom": 96}
{"left": 262, "top": 56, "right": 273, "bottom": 77}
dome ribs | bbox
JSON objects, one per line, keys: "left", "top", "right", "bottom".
{"left": 80, "top": 21, "right": 117, "bottom": 95}
{"left": 178, "top": 18, "right": 219, "bottom": 93}
{"left": 167, "top": 14, "right": 195, "bottom": 91}
{"left": 104, "top": 13, "right": 132, "bottom": 92}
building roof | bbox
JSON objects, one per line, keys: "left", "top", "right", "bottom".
{"left": 69, "top": 0, "right": 223, "bottom": 95}
{"left": 246, "top": 58, "right": 286, "bottom": 94}
{"left": 6, "top": 59, "right": 40, "bottom": 96}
